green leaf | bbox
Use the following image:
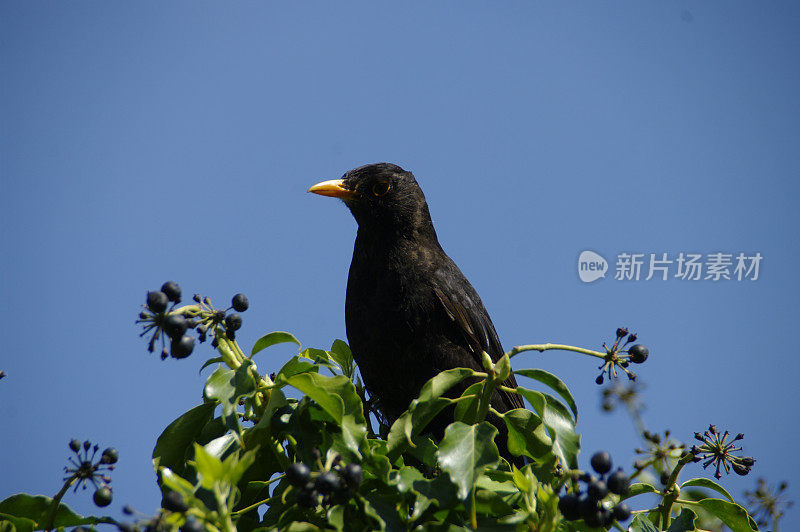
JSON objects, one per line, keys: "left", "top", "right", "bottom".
{"left": 159, "top": 467, "right": 196, "bottom": 499}
{"left": 513, "top": 368, "right": 578, "bottom": 422}
{"left": 386, "top": 368, "right": 476, "bottom": 460}
{"left": 514, "top": 387, "right": 580, "bottom": 469}
{"left": 437, "top": 421, "right": 500, "bottom": 499}
{"left": 696, "top": 498, "right": 758, "bottom": 532}
{"left": 276, "top": 355, "right": 321, "bottom": 380}
{"left": 680, "top": 477, "right": 735, "bottom": 503}
{"left": 200, "top": 356, "right": 224, "bottom": 372}
{"left": 624, "top": 482, "right": 660, "bottom": 499}
{"left": 251, "top": 331, "right": 301, "bottom": 357}
{"left": 666, "top": 508, "right": 698, "bottom": 532}
{"left": 152, "top": 402, "right": 216, "bottom": 475}
{"left": 285, "top": 372, "right": 366, "bottom": 455}
{"left": 498, "top": 408, "right": 552, "bottom": 459}
{"left": 0, "top": 494, "right": 113, "bottom": 529}
{"left": 193, "top": 443, "right": 225, "bottom": 489}
{"left": 204, "top": 361, "right": 256, "bottom": 427}
{"left": 629, "top": 513, "right": 660, "bottom": 532}
{"left": 329, "top": 339, "right": 354, "bottom": 375}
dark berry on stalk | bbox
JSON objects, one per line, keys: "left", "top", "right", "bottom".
{"left": 740, "top": 456, "right": 755, "bottom": 466}
{"left": 595, "top": 375, "right": 604, "bottom": 385}
{"left": 587, "top": 479, "right": 609, "bottom": 501}
{"left": 598, "top": 506, "right": 614, "bottom": 527}
{"left": 580, "top": 496, "right": 601, "bottom": 526}
{"left": 180, "top": 517, "right": 205, "bottom": 532}
{"left": 558, "top": 493, "right": 581, "bottom": 521}
{"left": 627, "top": 333, "right": 637, "bottom": 343}
{"left": 341, "top": 463, "right": 363, "bottom": 489}
{"left": 225, "top": 313, "right": 242, "bottom": 331}
{"left": 231, "top": 293, "right": 249, "bottom": 312}
{"left": 84, "top": 440, "right": 91, "bottom": 451}
{"left": 590, "top": 451, "right": 612, "bottom": 475}
{"left": 226, "top": 329, "right": 235, "bottom": 341}
{"left": 286, "top": 462, "right": 311, "bottom": 487}
{"left": 70, "top": 439, "right": 81, "bottom": 453}
{"left": 101, "top": 447, "right": 119, "bottom": 464}
{"left": 122, "top": 505, "right": 134, "bottom": 515}
{"left": 164, "top": 314, "right": 189, "bottom": 339}
{"left": 171, "top": 335, "right": 195, "bottom": 359}
{"left": 161, "top": 282, "right": 181, "bottom": 303}
{"left": 607, "top": 469, "right": 630, "bottom": 495}
{"left": 613, "top": 503, "right": 632, "bottom": 522}
{"left": 733, "top": 463, "right": 751, "bottom": 476}
{"left": 616, "top": 327, "right": 628, "bottom": 338}
{"left": 660, "top": 471, "right": 671, "bottom": 485}
{"left": 93, "top": 486, "right": 113, "bottom": 507}
{"left": 147, "top": 291, "right": 169, "bottom": 313}
{"left": 296, "top": 487, "right": 317, "bottom": 508}
{"left": 163, "top": 491, "right": 188, "bottom": 513}
{"left": 628, "top": 344, "right": 649, "bottom": 364}
{"left": 161, "top": 348, "right": 169, "bottom": 360}
{"left": 315, "top": 471, "right": 341, "bottom": 494}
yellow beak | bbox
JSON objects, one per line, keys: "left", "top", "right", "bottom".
{"left": 307, "top": 179, "right": 356, "bottom": 199}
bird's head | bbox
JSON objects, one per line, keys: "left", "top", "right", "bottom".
{"left": 308, "top": 163, "right": 435, "bottom": 237}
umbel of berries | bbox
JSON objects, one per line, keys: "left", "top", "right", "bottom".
{"left": 137, "top": 281, "right": 197, "bottom": 360}
{"left": 559, "top": 451, "right": 631, "bottom": 526}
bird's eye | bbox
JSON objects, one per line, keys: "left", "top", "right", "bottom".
{"left": 372, "top": 182, "right": 391, "bottom": 196}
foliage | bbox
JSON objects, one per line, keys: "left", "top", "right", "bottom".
{"left": 0, "top": 286, "right": 786, "bottom": 531}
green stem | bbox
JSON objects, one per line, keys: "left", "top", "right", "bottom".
{"left": 655, "top": 453, "right": 694, "bottom": 528}
{"left": 44, "top": 475, "right": 78, "bottom": 531}
{"left": 469, "top": 486, "right": 477, "bottom": 529}
{"left": 508, "top": 343, "right": 605, "bottom": 360}
{"left": 212, "top": 484, "right": 236, "bottom": 532}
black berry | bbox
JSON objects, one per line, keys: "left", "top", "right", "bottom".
{"left": 171, "top": 335, "right": 195, "bottom": 359}
{"left": 69, "top": 439, "right": 81, "bottom": 453}
{"left": 616, "top": 327, "right": 628, "bottom": 338}
{"left": 607, "top": 469, "right": 630, "bottom": 495}
{"left": 231, "top": 293, "right": 249, "bottom": 312}
{"left": 558, "top": 493, "right": 581, "bottom": 521}
{"left": 161, "top": 282, "right": 181, "bottom": 303}
{"left": 315, "top": 471, "right": 341, "bottom": 494}
{"left": 147, "top": 291, "right": 169, "bottom": 313}
{"left": 225, "top": 313, "right": 242, "bottom": 331}
{"left": 296, "top": 485, "right": 317, "bottom": 508}
{"left": 590, "top": 451, "right": 612, "bottom": 475}
{"left": 101, "top": 447, "right": 119, "bottom": 464}
{"left": 286, "top": 462, "right": 311, "bottom": 487}
{"left": 612, "top": 503, "right": 631, "bottom": 522}
{"left": 580, "top": 496, "right": 601, "bottom": 526}
{"left": 341, "top": 463, "right": 363, "bottom": 489}
{"left": 163, "top": 491, "right": 188, "bottom": 513}
{"left": 587, "top": 480, "right": 609, "bottom": 501}
{"left": 180, "top": 517, "right": 205, "bottom": 532}
{"left": 93, "top": 486, "right": 113, "bottom": 507}
{"left": 628, "top": 344, "right": 649, "bottom": 364}
{"left": 164, "top": 314, "right": 189, "bottom": 339}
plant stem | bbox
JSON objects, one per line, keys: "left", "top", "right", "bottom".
{"left": 44, "top": 475, "right": 77, "bottom": 531}
{"left": 655, "top": 453, "right": 694, "bottom": 528}
{"left": 508, "top": 343, "right": 605, "bottom": 360}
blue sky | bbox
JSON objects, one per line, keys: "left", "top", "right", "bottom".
{"left": 2, "top": 2, "right": 799, "bottom": 529}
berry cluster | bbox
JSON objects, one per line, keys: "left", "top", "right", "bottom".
{"left": 633, "top": 430, "right": 686, "bottom": 485}
{"left": 558, "top": 451, "right": 631, "bottom": 528}
{"left": 136, "top": 281, "right": 250, "bottom": 360}
{"left": 285, "top": 456, "right": 363, "bottom": 509}
{"left": 595, "top": 327, "right": 649, "bottom": 384}
{"left": 63, "top": 439, "right": 118, "bottom": 507}
{"left": 690, "top": 424, "right": 755, "bottom": 479}
{"left": 117, "top": 495, "right": 203, "bottom": 532}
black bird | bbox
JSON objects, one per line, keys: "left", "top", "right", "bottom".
{"left": 309, "top": 163, "right": 524, "bottom": 463}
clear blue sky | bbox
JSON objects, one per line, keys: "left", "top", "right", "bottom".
{"left": 2, "top": 2, "right": 798, "bottom": 529}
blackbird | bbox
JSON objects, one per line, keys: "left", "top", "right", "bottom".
{"left": 309, "top": 163, "right": 524, "bottom": 463}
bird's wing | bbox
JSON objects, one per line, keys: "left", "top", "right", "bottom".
{"left": 432, "top": 267, "right": 524, "bottom": 410}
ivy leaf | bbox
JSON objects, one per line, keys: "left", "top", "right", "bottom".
{"left": 251, "top": 331, "right": 301, "bottom": 357}
{"left": 0, "top": 494, "right": 113, "bottom": 530}
{"left": 666, "top": 508, "right": 698, "bottom": 532}
{"left": 680, "top": 477, "right": 735, "bottom": 503}
{"left": 513, "top": 368, "right": 578, "bottom": 422}
{"left": 152, "top": 402, "right": 216, "bottom": 476}
{"left": 629, "top": 513, "right": 660, "bottom": 532}
{"left": 696, "top": 498, "right": 758, "bottom": 532}
{"left": 386, "top": 368, "right": 477, "bottom": 460}
{"left": 329, "top": 339, "right": 355, "bottom": 377}
{"left": 497, "top": 408, "right": 552, "bottom": 459}
{"left": 437, "top": 422, "right": 500, "bottom": 499}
